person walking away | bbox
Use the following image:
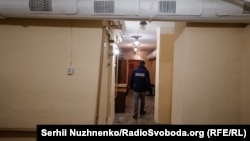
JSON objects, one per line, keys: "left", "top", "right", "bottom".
{"left": 129, "top": 60, "right": 151, "bottom": 119}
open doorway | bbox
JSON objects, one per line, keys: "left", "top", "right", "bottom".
{"left": 113, "top": 20, "right": 173, "bottom": 124}
{"left": 114, "top": 58, "right": 156, "bottom": 124}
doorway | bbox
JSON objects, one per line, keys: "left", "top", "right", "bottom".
{"left": 114, "top": 59, "right": 156, "bottom": 124}
{"left": 127, "top": 60, "right": 141, "bottom": 86}
{"left": 115, "top": 59, "right": 141, "bottom": 113}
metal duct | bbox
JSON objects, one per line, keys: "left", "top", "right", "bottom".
{"left": 153, "top": 0, "right": 202, "bottom": 16}
{"left": 217, "top": 0, "right": 250, "bottom": 15}
{"left": 0, "top": 0, "right": 250, "bottom": 22}
{"left": 0, "top": 0, "right": 77, "bottom": 18}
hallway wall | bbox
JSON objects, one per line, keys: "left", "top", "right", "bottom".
{"left": 241, "top": 25, "right": 250, "bottom": 124}
{"left": 0, "top": 19, "right": 103, "bottom": 129}
{"left": 155, "top": 31, "right": 174, "bottom": 124}
{"left": 172, "top": 26, "right": 244, "bottom": 124}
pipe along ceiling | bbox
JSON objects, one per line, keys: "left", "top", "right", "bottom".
{"left": 0, "top": 0, "right": 250, "bottom": 23}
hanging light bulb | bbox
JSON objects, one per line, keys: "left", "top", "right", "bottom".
{"left": 114, "top": 48, "right": 119, "bottom": 55}
{"left": 134, "top": 39, "right": 139, "bottom": 46}
{"left": 134, "top": 47, "right": 138, "bottom": 52}
{"left": 140, "top": 21, "right": 147, "bottom": 31}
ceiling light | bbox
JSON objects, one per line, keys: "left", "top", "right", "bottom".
{"left": 134, "top": 40, "right": 139, "bottom": 46}
{"left": 114, "top": 48, "right": 119, "bottom": 55}
{"left": 134, "top": 47, "right": 137, "bottom": 52}
{"left": 140, "top": 21, "right": 147, "bottom": 31}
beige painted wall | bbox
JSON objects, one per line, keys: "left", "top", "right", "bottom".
{"left": 120, "top": 50, "right": 148, "bottom": 60}
{"left": 172, "top": 27, "right": 243, "bottom": 124}
{"left": 98, "top": 24, "right": 118, "bottom": 124}
{"left": 155, "top": 29, "right": 174, "bottom": 124}
{"left": 146, "top": 60, "right": 156, "bottom": 85}
{"left": 171, "top": 29, "right": 186, "bottom": 124}
{"left": 174, "top": 22, "right": 186, "bottom": 40}
{"left": 0, "top": 19, "right": 104, "bottom": 128}
{"left": 241, "top": 25, "right": 250, "bottom": 124}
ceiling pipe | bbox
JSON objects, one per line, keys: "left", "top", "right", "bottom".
{"left": 0, "top": 0, "right": 249, "bottom": 23}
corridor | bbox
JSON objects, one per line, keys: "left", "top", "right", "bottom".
{"left": 113, "top": 90, "right": 156, "bottom": 125}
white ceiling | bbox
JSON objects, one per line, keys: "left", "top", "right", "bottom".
{"left": 118, "top": 20, "right": 175, "bottom": 52}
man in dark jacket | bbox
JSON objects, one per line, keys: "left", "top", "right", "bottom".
{"left": 130, "top": 60, "right": 151, "bottom": 119}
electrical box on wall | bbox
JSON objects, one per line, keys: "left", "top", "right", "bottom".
{"left": 67, "top": 66, "right": 74, "bottom": 75}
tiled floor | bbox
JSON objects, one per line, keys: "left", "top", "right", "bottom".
{"left": 113, "top": 90, "right": 156, "bottom": 125}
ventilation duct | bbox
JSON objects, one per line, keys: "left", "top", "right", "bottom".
{"left": 78, "top": 0, "right": 139, "bottom": 16}
{"left": 217, "top": 0, "right": 250, "bottom": 16}
{"left": 153, "top": 0, "right": 202, "bottom": 16}
{"left": 0, "top": 0, "right": 77, "bottom": 17}
{"left": 0, "top": 0, "right": 250, "bottom": 22}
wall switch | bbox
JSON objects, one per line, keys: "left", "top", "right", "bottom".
{"left": 67, "top": 66, "right": 74, "bottom": 75}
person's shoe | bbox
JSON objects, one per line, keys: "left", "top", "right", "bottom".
{"left": 140, "top": 111, "right": 146, "bottom": 115}
{"left": 133, "top": 115, "right": 138, "bottom": 119}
